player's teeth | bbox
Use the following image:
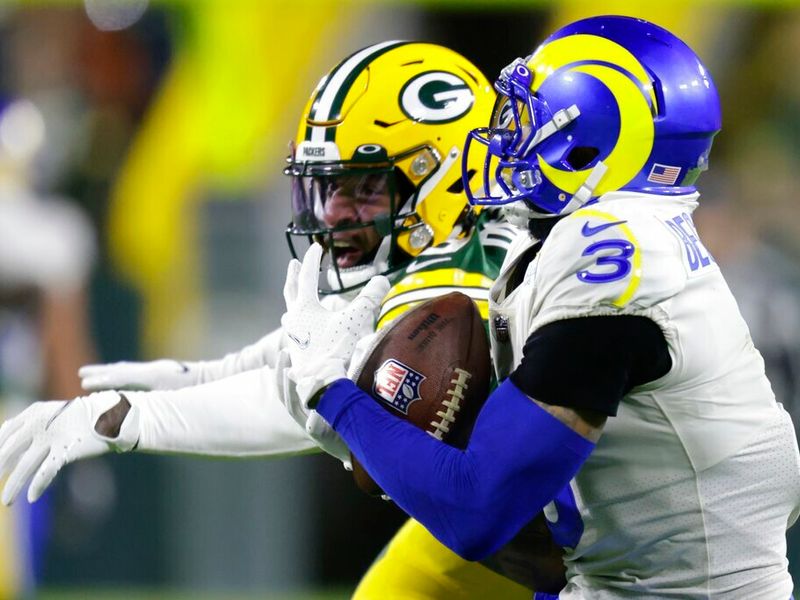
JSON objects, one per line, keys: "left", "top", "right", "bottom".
{"left": 333, "top": 240, "right": 354, "bottom": 248}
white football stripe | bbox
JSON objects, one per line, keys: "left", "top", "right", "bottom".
{"left": 310, "top": 40, "right": 404, "bottom": 143}
{"left": 379, "top": 286, "right": 489, "bottom": 320}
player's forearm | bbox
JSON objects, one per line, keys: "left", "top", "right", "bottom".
{"left": 125, "top": 367, "right": 318, "bottom": 457}
{"left": 187, "top": 282, "right": 352, "bottom": 385}
{"left": 192, "top": 328, "right": 285, "bottom": 385}
{"left": 317, "top": 378, "right": 595, "bottom": 561}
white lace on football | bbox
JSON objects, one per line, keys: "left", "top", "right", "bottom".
{"left": 428, "top": 367, "right": 471, "bottom": 440}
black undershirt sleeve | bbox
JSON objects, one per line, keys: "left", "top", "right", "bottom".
{"left": 508, "top": 315, "right": 672, "bottom": 416}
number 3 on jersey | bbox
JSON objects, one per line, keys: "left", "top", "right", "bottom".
{"left": 577, "top": 239, "right": 635, "bottom": 284}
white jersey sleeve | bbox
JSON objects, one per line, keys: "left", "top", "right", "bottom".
{"left": 111, "top": 290, "right": 358, "bottom": 455}
{"left": 79, "top": 328, "right": 289, "bottom": 392}
{"left": 529, "top": 202, "right": 688, "bottom": 334}
{"left": 190, "top": 292, "right": 351, "bottom": 384}
{"left": 124, "top": 365, "right": 317, "bottom": 457}
{"left": 192, "top": 327, "right": 286, "bottom": 384}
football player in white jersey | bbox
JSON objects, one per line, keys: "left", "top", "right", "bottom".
{"left": 0, "top": 41, "right": 495, "bottom": 489}
{"left": 282, "top": 16, "right": 800, "bottom": 599}
{"left": 0, "top": 43, "right": 555, "bottom": 598}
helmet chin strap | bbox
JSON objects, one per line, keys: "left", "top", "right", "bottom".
{"left": 519, "top": 104, "right": 580, "bottom": 156}
{"left": 397, "top": 145, "right": 460, "bottom": 221}
{"left": 502, "top": 160, "right": 608, "bottom": 229}
{"left": 325, "top": 234, "right": 392, "bottom": 292}
{"left": 560, "top": 160, "right": 608, "bottom": 215}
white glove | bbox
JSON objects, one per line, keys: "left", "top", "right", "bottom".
{"left": 80, "top": 359, "right": 199, "bottom": 392}
{"left": 275, "top": 349, "right": 352, "bottom": 470}
{"left": 280, "top": 243, "right": 389, "bottom": 407}
{"left": 0, "top": 392, "right": 139, "bottom": 505}
{"left": 347, "top": 330, "right": 382, "bottom": 380}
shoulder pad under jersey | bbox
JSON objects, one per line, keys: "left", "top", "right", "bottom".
{"left": 530, "top": 202, "right": 691, "bottom": 327}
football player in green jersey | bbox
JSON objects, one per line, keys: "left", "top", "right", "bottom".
{"left": 0, "top": 42, "right": 562, "bottom": 598}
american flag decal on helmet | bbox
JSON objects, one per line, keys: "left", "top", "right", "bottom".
{"left": 647, "top": 163, "right": 682, "bottom": 185}
{"left": 373, "top": 359, "right": 425, "bottom": 414}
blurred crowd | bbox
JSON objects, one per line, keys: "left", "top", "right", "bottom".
{"left": 0, "top": 1, "right": 799, "bottom": 596}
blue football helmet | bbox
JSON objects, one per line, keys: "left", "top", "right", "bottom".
{"left": 463, "top": 15, "right": 722, "bottom": 218}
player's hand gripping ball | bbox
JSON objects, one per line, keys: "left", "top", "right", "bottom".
{"left": 349, "top": 292, "right": 491, "bottom": 495}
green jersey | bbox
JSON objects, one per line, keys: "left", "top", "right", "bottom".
{"left": 377, "top": 211, "right": 519, "bottom": 330}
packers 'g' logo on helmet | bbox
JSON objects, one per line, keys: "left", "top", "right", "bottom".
{"left": 399, "top": 71, "right": 474, "bottom": 124}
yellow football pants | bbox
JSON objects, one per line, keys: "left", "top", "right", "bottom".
{"left": 353, "top": 519, "right": 531, "bottom": 599}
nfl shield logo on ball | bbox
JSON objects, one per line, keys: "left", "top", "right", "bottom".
{"left": 373, "top": 359, "right": 425, "bottom": 414}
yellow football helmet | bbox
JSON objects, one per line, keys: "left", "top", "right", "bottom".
{"left": 285, "top": 41, "right": 495, "bottom": 292}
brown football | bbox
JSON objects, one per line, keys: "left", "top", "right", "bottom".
{"left": 351, "top": 291, "right": 491, "bottom": 496}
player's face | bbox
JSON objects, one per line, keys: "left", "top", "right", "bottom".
{"left": 320, "top": 173, "right": 393, "bottom": 269}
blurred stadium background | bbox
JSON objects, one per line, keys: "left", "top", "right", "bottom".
{"left": 0, "top": 0, "right": 799, "bottom": 598}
